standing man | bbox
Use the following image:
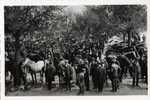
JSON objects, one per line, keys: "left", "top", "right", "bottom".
{"left": 90, "top": 58, "right": 98, "bottom": 89}
{"left": 64, "top": 60, "right": 73, "bottom": 91}
{"left": 77, "top": 68, "right": 86, "bottom": 95}
{"left": 45, "top": 61, "right": 56, "bottom": 90}
{"left": 132, "top": 58, "right": 141, "bottom": 86}
{"left": 111, "top": 57, "right": 121, "bottom": 92}
{"left": 96, "top": 62, "right": 106, "bottom": 92}
{"left": 84, "top": 59, "right": 90, "bottom": 91}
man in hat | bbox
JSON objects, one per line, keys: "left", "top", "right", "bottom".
{"left": 90, "top": 58, "right": 98, "bottom": 89}
{"left": 45, "top": 61, "right": 56, "bottom": 90}
{"left": 96, "top": 61, "right": 106, "bottom": 92}
{"left": 77, "top": 67, "right": 86, "bottom": 95}
{"left": 132, "top": 58, "right": 141, "bottom": 86}
{"left": 64, "top": 60, "right": 73, "bottom": 91}
{"left": 111, "top": 57, "right": 121, "bottom": 92}
{"left": 84, "top": 59, "right": 90, "bottom": 91}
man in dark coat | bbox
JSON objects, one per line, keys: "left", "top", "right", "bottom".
{"left": 90, "top": 58, "right": 98, "bottom": 89}
{"left": 96, "top": 62, "right": 106, "bottom": 92}
{"left": 132, "top": 58, "right": 141, "bottom": 86}
{"left": 64, "top": 60, "right": 73, "bottom": 91}
{"left": 45, "top": 61, "right": 56, "bottom": 90}
{"left": 84, "top": 59, "right": 90, "bottom": 91}
{"left": 111, "top": 58, "right": 121, "bottom": 92}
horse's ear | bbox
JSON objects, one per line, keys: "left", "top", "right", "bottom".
{"left": 26, "top": 54, "right": 28, "bottom": 57}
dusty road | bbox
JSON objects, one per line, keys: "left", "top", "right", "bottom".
{"left": 6, "top": 77, "right": 147, "bottom": 96}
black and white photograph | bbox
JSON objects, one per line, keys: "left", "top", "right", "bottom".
{"left": 4, "top": 5, "right": 148, "bottom": 96}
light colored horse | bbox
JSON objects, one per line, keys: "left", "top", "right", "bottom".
{"left": 21, "top": 57, "right": 49, "bottom": 85}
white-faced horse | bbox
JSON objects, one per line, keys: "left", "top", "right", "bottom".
{"left": 21, "top": 57, "right": 49, "bottom": 85}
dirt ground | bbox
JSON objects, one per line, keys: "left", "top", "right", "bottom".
{"left": 6, "top": 76, "right": 148, "bottom": 96}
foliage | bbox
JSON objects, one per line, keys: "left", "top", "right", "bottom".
{"left": 5, "top": 5, "right": 147, "bottom": 59}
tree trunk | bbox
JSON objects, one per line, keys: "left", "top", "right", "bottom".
{"left": 13, "top": 32, "right": 22, "bottom": 86}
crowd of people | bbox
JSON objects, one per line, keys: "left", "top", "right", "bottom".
{"left": 5, "top": 33, "right": 147, "bottom": 95}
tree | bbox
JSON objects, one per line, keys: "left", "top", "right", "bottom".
{"left": 5, "top": 6, "right": 67, "bottom": 86}
{"left": 5, "top": 6, "right": 65, "bottom": 59}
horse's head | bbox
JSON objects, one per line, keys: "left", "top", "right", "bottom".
{"left": 21, "top": 57, "right": 30, "bottom": 68}
{"left": 19, "top": 57, "right": 30, "bottom": 75}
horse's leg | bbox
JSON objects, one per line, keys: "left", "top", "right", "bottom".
{"left": 129, "top": 67, "right": 133, "bottom": 78}
{"left": 40, "top": 71, "right": 43, "bottom": 85}
{"left": 114, "top": 79, "right": 117, "bottom": 92}
{"left": 58, "top": 73, "right": 61, "bottom": 88}
{"left": 105, "top": 73, "right": 109, "bottom": 86}
{"left": 31, "top": 72, "right": 35, "bottom": 85}
{"left": 119, "top": 69, "right": 123, "bottom": 82}
{"left": 34, "top": 73, "right": 37, "bottom": 84}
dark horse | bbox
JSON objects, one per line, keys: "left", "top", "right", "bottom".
{"left": 124, "top": 48, "right": 141, "bottom": 86}
{"left": 116, "top": 54, "right": 132, "bottom": 82}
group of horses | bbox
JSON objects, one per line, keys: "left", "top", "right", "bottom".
{"left": 5, "top": 44, "right": 147, "bottom": 93}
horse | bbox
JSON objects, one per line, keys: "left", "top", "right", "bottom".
{"left": 123, "top": 47, "right": 142, "bottom": 86}
{"left": 116, "top": 54, "right": 132, "bottom": 82}
{"left": 21, "top": 57, "right": 49, "bottom": 85}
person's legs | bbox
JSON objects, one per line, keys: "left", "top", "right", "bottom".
{"left": 99, "top": 78, "right": 105, "bottom": 92}
{"left": 48, "top": 79, "right": 52, "bottom": 90}
{"left": 65, "top": 78, "right": 68, "bottom": 90}
{"left": 136, "top": 73, "right": 139, "bottom": 86}
{"left": 84, "top": 76, "right": 89, "bottom": 91}
{"left": 68, "top": 78, "right": 71, "bottom": 91}
{"left": 94, "top": 76, "right": 97, "bottom": 89}
{"left": 111, "top": 80, "right": 115, "bottom": 91}
{"left": 132, "top": 73, "right": 136, "bottom": 86}
{"left": 98, "top": 80, "right": 101, "bottom": 92}
{"left": 114, "top": 79, "right": 117, "bottom": 92}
